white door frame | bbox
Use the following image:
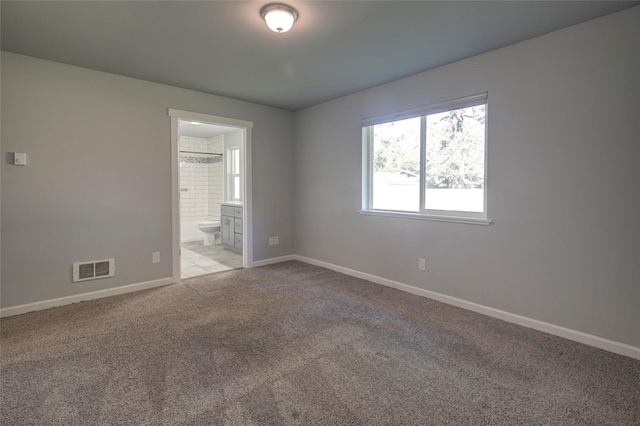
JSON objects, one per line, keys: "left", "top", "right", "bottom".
{"left": 168, "top": 108, "right": 254, "bottom": 281}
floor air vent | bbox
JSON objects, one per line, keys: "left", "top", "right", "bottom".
{"left": 73, "top": 259, "right": 115, "bottom": 282}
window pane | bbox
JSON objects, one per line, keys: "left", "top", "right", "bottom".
{"left": 233, "top": 176, "right": 240, "bottom": 200}
{"left": 425, "top": 105, "right": 485, "bottom": 212}
{"left": 233, "top": 149, "right": 240, "bottom": 173}
{"left": 371, "top": 117, "right": 421, "bottom": 212}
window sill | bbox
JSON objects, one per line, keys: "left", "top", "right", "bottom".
{"left": 358, "top": 210, "right": 493, "bottom": 226}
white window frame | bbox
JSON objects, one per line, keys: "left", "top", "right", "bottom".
{"left": 361, "top": 93, "right": 492, "bottom": 226}
{"left": 226, "top": 146, "right": 241, "bottom": 202}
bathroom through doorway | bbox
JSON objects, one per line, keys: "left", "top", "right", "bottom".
{"left": 168, "top": 109, "right": 253, "bottom": 281}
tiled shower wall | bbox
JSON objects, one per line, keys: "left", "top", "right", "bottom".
{"left": 180, "top": 135, "right": 223, "bottom": 220}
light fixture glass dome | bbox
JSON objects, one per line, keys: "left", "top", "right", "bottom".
{"left": 261, "top": 4, "right": 298, "bottom": 33}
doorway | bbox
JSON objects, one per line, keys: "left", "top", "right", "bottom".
{"left": 168, "top": 109, "right": 254, "bottom": 281}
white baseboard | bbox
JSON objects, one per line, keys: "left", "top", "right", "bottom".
{"left": 290, "top": 255, "right": 640, "bottom": 361}
{"left": 252, "top": 255, "right": 296, "bottom": 268}
{"left": 0, "top": 277, "right": 175, "bottom": 318}
{"left": 3, "top": 254, "right": 638, "bottom": 361}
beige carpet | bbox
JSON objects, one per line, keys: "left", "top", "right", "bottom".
{"left": 1, "top": 261, "right": 639, "bottom": 425}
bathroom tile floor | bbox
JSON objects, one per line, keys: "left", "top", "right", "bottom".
{"left": 181, "top": 241, "right": 243, "bottom": 279}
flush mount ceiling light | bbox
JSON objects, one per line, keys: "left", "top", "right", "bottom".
{"left": 261, "top": 3, "right": 298, "bottom": 33}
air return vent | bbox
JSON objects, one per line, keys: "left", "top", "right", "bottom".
{"left": 72, "top": 259, "right": 115, "bottom": 282}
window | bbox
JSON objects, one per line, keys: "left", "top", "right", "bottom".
{"left": 226, "top": 147, "right": 241, "bottom": 201}
{"left": 362, "top": 93, "right": 489, "bottom": 223}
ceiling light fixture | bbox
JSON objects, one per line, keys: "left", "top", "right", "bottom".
{"left": 189, "top": 121, "right": 201, "bottom": 126}
{"left": 261, "top": 3, "right": 298, "bottom": 33}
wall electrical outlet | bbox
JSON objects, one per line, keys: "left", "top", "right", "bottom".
{"left": 418, "top": 258, "right": 426, "bottom": 271}
{"left": 269, "top": 237, "right": 274, "bottom": 246}
{"left": 273, "top": 236, "right": 279, "bottom": 245}
{"left": 153, "top": 252, "right": 160, "bottom": 263}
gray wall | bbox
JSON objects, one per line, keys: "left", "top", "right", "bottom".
{"left": 1, "top": 52, "right": 294, "bottom": 308}
{"left": 293, "top": 8, "right": 640, "bottom": 347}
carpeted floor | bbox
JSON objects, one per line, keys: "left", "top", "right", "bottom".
{"left": 1, "top": 261, "right": 639, "bottom": 425}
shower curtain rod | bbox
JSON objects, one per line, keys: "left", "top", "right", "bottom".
{"left": 179, "top": 150, "right": 223, "bottom": 156}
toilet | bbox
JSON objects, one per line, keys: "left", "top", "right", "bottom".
{"left": 198, "top": 220, "right": 221, "bottom": 246}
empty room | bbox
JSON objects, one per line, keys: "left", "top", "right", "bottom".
{"left": 1, "top": 1, "right": 639, "bottom": 424}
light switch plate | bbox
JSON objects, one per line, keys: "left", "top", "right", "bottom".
{"left": 14, "top": 153, "right": 27, "bottom": 166}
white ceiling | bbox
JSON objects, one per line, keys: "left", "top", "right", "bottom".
{"left": 178, "top": 121, "right": 237, "bottom": 139}
{"left": 2, "top": 1, "right": 638, "bottom": 111}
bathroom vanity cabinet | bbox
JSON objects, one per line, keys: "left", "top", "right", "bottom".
{"left": 221, "top": 204, "right": 242, "bottom": 253}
